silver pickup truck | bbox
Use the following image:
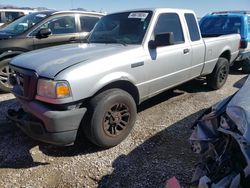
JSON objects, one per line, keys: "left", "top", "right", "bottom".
{"left": 8, "top": 8, "right": 240, "bottom": 148}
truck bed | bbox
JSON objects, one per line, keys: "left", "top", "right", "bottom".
{"left": 201, "top": 34, "right": 240, "bottom": 75}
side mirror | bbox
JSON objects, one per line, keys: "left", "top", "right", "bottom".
{"left": 148, "top": 32, "right": 174, "bottom": 49}
{"left": 36, "top": 28, "right": 52, "bottom": 39}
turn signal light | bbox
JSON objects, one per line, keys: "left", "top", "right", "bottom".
{"left": 56, "top": 83, "right": 71, "bottom": 98}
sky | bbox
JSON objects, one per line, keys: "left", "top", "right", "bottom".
{"left": 0, "top": 0, "right": 250, "bottom": 17}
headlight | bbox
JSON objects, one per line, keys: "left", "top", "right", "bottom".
{"left": 37, "top": 79, "right": 71, "bottom": 99}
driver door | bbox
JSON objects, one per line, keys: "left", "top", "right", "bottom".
{"left": 146, "top": 13, "right": 192, "bottom": 94}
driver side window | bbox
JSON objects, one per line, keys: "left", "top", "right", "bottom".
{"left": 35, "top": 15, "right": 76, "bottom": 35}
{"left": 154, "top": 13, "right": 185, "bottom": 44}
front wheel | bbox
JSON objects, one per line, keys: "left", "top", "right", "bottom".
{"left": 206, "top": 57, "right": 229, "bottom": 90}
{"left": 0, "top": 58, "right": 13, "bottom": 92}
{"left": 83, "top": 89, "right": 137, "bottom": 148}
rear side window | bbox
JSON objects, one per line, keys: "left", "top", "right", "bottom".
{"left": 5, "top": 11, "right": 24, "bottom": 23}
{"left": 154, "top": 13, "right": 184, "bottom": 44}
{"left": 185, "top": 13, "right": 201, "bottom": 41}
{"left": 80, "top": 16, "right": 100, "bottom": 32}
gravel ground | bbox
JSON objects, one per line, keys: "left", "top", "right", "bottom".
{"left": 0, "top": 72, "right": 247, "bottom": 188}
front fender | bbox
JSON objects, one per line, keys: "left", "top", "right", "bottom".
{"left": 95, "top": 71, "right": 137, "bottom": 90}
{"left": 40, "top": 71, "right": 138, "bottom": 105}
{"left": 67, "top": 71, "right": 138, "bottom": 103}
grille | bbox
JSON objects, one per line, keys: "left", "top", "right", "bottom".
{"left": 16, "top": 72, "right": 24, "bottom": 91}
{"left": 11, "top": 66, "right": 39, "bottom": 101}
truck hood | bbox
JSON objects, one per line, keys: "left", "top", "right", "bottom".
{"left": 10, "top": 43, "right": 140, "bottom": 78}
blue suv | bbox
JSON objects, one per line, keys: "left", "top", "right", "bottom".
{"left": 200, "top": 11, "right": 250, "bottom": 73}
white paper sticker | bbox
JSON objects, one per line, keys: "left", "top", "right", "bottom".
{"left": 128, "top": 12, "right": 148, "bottom": 19}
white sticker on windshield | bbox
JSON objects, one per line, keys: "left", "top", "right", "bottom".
{"left": 36, "top": 14, "right": 47, "bottom": 18}
{"left": 128, "top": 12, "right": 148, "bottom": 19}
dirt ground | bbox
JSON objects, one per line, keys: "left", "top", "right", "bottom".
{"left": 0, "top": 71, "right": 247, "bottom": 188}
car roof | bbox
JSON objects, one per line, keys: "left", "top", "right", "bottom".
{"left": 212, "top": 11, "right": 250, "bottom": 15}
{"left": 11, "top": 10, "right": 105, "bottom": 17}
{"left": 52, "top": 10, "right": 105, "bottom": 16}
{"left": 207, "top": 11, "right": 250, "bottom": 17}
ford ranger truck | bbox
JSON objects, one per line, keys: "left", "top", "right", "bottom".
{"left": 7, "top": 8, "right": 240, "bottom": 148}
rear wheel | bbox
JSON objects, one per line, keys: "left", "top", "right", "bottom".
{"left": 0, "top": 58, "right": 13, "bottom": 92}
{"left": 206, "top": 57, "right": 229, "bottom": 90}
{"left": 83, "top": 89, "right": 137, "bottom": 148}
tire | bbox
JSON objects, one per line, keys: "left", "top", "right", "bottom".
{"left": 83, "top": 89, "right": 137, "bottom": 148}
{"left": 206, "top": 57, "right": 229, "bottom": 90}
{"left": 0, "top": 58, "right": 13, "bottom": 93}
{"left": 241, "top": 59, "right": 250, "bottom": 74}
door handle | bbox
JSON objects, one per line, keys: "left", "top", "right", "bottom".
{"left": 183, "top": 48, "right": 190, "bottom": 54}
{"left": 69, "top": 37, "right": 77, "bottom": 42}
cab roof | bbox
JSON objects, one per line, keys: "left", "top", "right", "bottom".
{"left": 110, "top": 8, "right": 195, "bottom": 15}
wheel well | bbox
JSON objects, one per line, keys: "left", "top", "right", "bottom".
{"left": 94, "top": 81, "right": 140, "bottom": 105}
{"left": 0, "top": 54, "right": 21, "bottom": 62}
{"left": 0, "top": 50, "right": 27, "bottom": 62}
{"left": 220, "top": 50, "right": 231, "bottom": 62}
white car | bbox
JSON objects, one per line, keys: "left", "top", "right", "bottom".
{"left": 0, "top": 9, "right": 36, "bottom": 27}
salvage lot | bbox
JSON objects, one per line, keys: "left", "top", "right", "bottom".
{"left": 0, "top": 72, "right": 247, "bottom": 187}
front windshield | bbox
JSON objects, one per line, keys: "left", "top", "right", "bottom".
{"left": 200, "top": 16, "right": 242, "bottom": 37}
{"left": 0, "top": 12, "right": 50, "bottom": 35}
{"left": 88, "top": 11, "right": 152, "bottom": 45}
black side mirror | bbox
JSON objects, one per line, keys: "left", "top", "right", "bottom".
{"left": 36, "top": 28, "right": 52, "bottom": 39}
{"left": 148, "top": 32, "right": 174, "bottom": 49}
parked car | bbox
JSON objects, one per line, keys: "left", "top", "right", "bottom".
{"left": 0, "top": 10, "right": 104, "bottom": 92}
{"left": 200, "top": 11, "right": 250, "bottom": 73}
{"left": 0, "top": 9, "right": 36, "bottom": 27}
{"left": 8, "top": 8, "right": 240, "bottom": 148}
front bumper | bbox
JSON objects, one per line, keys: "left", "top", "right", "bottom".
{"left": 7, "top": 99, "right": 87, "bottom": 146}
